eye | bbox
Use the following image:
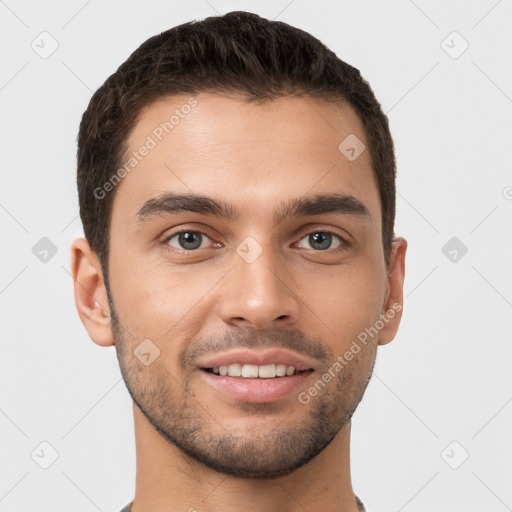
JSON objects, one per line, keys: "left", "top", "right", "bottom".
{"left": 165, "top": 230, "right": 213, "bottom": 251}
{"left": 296, "top": 231, "right": 344, "bottom": 251}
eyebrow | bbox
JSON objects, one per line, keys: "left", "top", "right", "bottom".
{"left": 136, "top": 192, "right": 371, "bottom": 224}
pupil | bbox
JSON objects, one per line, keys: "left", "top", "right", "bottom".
{"left": 310, "top": 232, "right": 331, "bottom": 250}
{"left": 179, "top": 232, "right": 201, "bottom": 250}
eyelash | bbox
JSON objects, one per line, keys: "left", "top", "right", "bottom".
{"left": 161, "top": 228, "right": 351, "bottom": 253}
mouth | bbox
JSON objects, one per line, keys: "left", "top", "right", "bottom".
{"left": 203, "top": 363, "right": 307, "bottom": 378}
{"left": 197, "top": 349, "right": 315, "bottom": 403}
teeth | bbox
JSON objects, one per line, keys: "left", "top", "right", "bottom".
{"left": 227, "top": 363, "right": 242, "bottom": 377}
{"left": 211, "top": 363, "right": 299, "bottom": 378}
{"left": 241, "top": 364, "right": 259, "bottom": 378}
{"left": 276, "top": 364, "right": 287, "bottom": 377}
{"left": 258, "top": 364, "right": 276, "bottom": 378}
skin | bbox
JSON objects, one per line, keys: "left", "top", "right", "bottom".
{"left": 71, "top": 93, "right": 407, "bottom": 512}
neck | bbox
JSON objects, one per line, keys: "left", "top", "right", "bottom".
{"left": 130, "top": 404, "right": 360, "bottom": 512}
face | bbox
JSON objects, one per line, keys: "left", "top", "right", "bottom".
{"left": 95, "top": 93, "right": 404, "bottom": 477}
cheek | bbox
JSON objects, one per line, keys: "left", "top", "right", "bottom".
{"left": 302, "top": 262, "right": 386, "bottom": 345}
{"left": 109, "top": 253, "right": 223, "bottom": 341}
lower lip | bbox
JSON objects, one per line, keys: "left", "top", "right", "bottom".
{"left": 200, "top": 370, "right": 313, "bottom": 403}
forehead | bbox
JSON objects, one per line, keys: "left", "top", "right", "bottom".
{"left": 115, "top": 93, "right": 380, "bottom": 224}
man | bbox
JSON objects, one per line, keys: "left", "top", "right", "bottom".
{"left": 71, "top": 11, "right": 406, "bottom": 512}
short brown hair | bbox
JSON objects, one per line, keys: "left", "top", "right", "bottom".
{"left": 77, "top": 11, "right": 396, "bottom": 271}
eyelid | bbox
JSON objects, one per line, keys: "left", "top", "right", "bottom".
{"left": 161, "top": 228, "right": 213, "bottom": 244}
{"left": 159, "top": 220, "right": 221, "bottom": 242}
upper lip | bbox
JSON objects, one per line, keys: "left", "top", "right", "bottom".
{"left": 196, "top": 349, "right": 316, "bottom": 372}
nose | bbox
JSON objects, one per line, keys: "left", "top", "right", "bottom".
{"left": 219, "top": 245, "right": 301, "bottom": 330}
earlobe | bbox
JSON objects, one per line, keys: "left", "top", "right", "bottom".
{"left": 70, "top": 238, "right": 114, "bottom": 347}
{"left": 378, "top": 237, "right": 407, "bottom": 346}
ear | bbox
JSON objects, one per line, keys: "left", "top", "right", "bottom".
{"left": 70, "top": 238, "right": 114, "bottom": 347}
{"left": 378, "top": 237, "right": 407, "bottom": 346}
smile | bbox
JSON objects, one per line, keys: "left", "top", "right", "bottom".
{"left": 206, "top": 363, "right": 302, "bottom": 378}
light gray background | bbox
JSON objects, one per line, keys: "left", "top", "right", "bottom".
{"left": 1, "top": 1, "right": 511, "bottom": 511}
